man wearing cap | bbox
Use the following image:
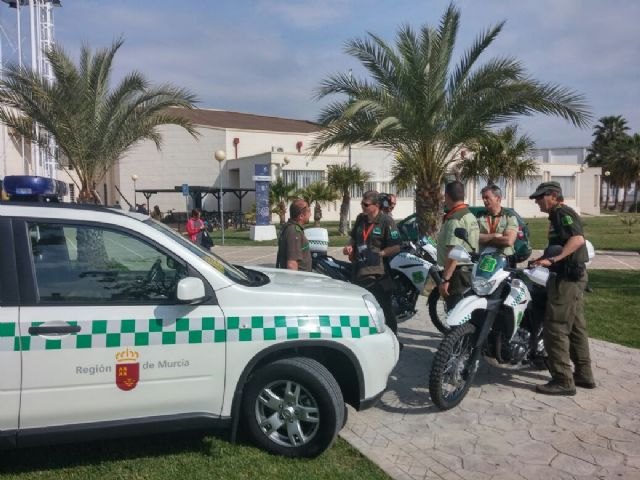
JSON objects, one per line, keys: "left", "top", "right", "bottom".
{"left": 437, "top": 181, "right": 480, "bottom": 310}
{"left": 276, "top": 198, "right": 312, "bottom": 271}
{"left": 530, "top": 181, "right": 595, "bottom": 396}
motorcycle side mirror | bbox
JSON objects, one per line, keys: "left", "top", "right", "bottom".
{"left": 454, "top": 227, "right": 468, "bottom": 241}
{"left": 543, "top": 245, "right": 563, "bottom": 259}
{"left": 453, "top": 227, "right": 476, "bottom": 254}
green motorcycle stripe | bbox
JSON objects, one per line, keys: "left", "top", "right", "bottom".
{"left": 0, "top": 314, "right": 379, "bottom": 352}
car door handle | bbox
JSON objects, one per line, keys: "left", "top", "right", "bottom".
{"left": 29, "top": 324, "right": 82, "bottom": 335}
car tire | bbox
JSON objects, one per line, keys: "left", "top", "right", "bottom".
{"left": 242, "top": 357, "right": 344, "bottom": 458}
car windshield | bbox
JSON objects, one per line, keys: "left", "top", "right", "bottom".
{"left": 146, "top": 219, "right": 252, "bottom": 285}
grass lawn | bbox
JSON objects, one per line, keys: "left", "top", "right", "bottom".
{"left": 585, "top": 270, "right": 640, "bottom": 349}
{"left": 181, "top": 214, "right": 640, "bottom": 251}
{"left": 525, "top": 213, "right": 640, "bottom": 252}
{"left": 0, "top": 434, "right": 389, "bottom": 480}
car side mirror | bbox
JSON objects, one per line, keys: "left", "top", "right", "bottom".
{"left": 176, "top": 277, "right": 206, "bottom": 304}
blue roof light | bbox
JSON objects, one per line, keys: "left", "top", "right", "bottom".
{"left": 3, "top": 175, "right": 68, "bottom": 202}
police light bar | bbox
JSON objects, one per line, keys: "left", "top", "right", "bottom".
{"left": 3, "top": 175, "right": 68, "bottom": 202}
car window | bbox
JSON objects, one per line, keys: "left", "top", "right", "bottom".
{"left": 29, "top": 222, "right": 188, "bottom": 304}
{"left": 147, "top": 220, "right": 253, "bottom": 285}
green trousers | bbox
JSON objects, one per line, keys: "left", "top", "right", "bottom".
{"left": 543, "top": 273, "right": 594, "bottom": 385}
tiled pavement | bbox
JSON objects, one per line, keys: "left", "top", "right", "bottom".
{"left": 216, "top": 245, "right": 640, "bottom": 480}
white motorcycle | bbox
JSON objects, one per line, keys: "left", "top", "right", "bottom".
{"left": 428, "top": 228, "right": 559, "bottom": 411}
{"left": 307, "top": 227, "right": 441, "bottom": 322}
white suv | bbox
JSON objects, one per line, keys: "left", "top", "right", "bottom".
{"left": 0, "top": 201, "right": 399, "bottom": 457}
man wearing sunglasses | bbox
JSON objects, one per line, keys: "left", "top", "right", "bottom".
{"left": 343, "top": 191, "right": 402, "bottom": 336}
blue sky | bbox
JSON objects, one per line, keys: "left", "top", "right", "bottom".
{"left": 2, "top": 0, "right": 638, "bottom": 148}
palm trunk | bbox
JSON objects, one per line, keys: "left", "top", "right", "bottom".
{"left": 604, "top": 179, "right": 610, "bottom": 209}
{"left": 634, "top": 180, "right": 639, "bottom": 213}
{"left": 314, "top": 203, "right": 321, "bottom": 227}
{"left": 613, "top": 186, "right": 619, "bottom": 211}
{"left": 415, "top": 182, "right": 443, "bottom": 237}
{"left": 621, "top": 185, "right": 628, "bottom": 212}
{"left": 278, "top": 201, "right": 286, "bottom": 224}
{"left": 338, "top": 192, "right": 350, "bottom": 235}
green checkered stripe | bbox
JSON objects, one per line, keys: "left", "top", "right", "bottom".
{"left": 0, "top": 314, "right": 377, "bottom": 352}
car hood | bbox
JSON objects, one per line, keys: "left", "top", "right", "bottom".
{"left": 248, "top": 266, "right": 366, "bottom": 296}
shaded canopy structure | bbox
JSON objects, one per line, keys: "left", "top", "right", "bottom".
{"left": 136, "top": 186, "right": 255, "bottom": 212}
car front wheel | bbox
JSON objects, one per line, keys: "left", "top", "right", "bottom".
{"left": 242, "top": 357, "right": 344, "bottom": 457}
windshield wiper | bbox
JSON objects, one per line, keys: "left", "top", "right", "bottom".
{"left": 234, "top": 265, "right": 270, "bottom": 287}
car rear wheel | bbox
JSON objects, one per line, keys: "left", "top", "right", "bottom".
{"left": 242, "top": 357, "right": 344, "bottom": 457}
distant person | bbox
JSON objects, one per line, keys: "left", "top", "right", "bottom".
{"left": 437, "top": 181, "right": 479, "bottom": 310}
{"left": 380, "top": 193, "right": 397, "bottom": 217}
{"left": 276, "top": 199, "right": 312, "bottom": 271}
{"left": 136, "top": 204, "right": 148, "bottom": 215}
{"left": 529, "top": 181, "right": 594, "bottom": 396}
{"left": 477, "top": 185, "right": 518, "bottom": 266}
{"left": 186, "top": 208, "right": 205, "bottom": 243}
{"left": 151, "top": 205, "right": 162, "bottom": 221}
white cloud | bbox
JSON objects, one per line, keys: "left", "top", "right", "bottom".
{"left": 255, "top": 0, "right": 351, "bottom": 29}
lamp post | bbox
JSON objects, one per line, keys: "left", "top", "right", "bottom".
{"left": 604, "top": 170, "right": 610, "bottom": 208}
{"left": 215, "top": 150, "right": 226, "bottom": 245}
{"left": 131, "top": 174, "right": 138, "bottom": 208}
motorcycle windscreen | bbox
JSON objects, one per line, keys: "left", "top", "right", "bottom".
{"left": 475, "top": 252, "right": 508, "bottom": 280}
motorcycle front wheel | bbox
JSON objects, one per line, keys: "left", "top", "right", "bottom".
{"left": 429, "top": 322, "right": 478, "bottom": 410}
{"left": 427, "top": 289, "right": 450, "bottom": 334}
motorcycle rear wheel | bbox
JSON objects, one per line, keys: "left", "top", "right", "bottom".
{"left": 429, "top": 322, "right": 478, "bottom": 410}
{"left": 427, "top": 289, "right": 450, "bottom": 334}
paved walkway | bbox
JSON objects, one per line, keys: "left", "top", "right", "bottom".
{"left": 215, "top": 245, "right": 640, "bottom": 479}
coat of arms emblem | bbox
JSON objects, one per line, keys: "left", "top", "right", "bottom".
{"left": 115, "top": 347, "right": 140, "bottom": 391}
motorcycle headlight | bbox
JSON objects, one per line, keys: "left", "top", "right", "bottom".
{"left": 363, "top": 294, "right": 386, "bottom": 333}
{"left": 472, "top": 277, "right": 496, "bottom": 295}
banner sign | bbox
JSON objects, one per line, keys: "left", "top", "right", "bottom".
{"left": 254, "top": 164, "right": 271, "bottom": 226}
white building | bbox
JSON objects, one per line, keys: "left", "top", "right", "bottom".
{"left": 1, "top": 108, "right": 601, "bottom": 219}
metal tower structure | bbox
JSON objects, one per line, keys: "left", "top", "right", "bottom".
{"left": 1, "top": 0, "right": 61, "bottom": 179}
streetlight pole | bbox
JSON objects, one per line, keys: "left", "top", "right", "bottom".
{"left": 604, "top": 170, "right": 611, "bottom": 209}
{"left": 215, "top": 150, "right": 226, "bottom": 245}
{"left": 131, "top": 174, "right": 138, "bottom": 209}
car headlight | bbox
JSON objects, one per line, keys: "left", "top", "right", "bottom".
{"left": 363, "top": 294, "right": 386, "bottom": 333}
{"left": 472, "top": 277, "right": 496, "bottom": 296}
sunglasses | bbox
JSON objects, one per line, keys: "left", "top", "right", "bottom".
{"left": 361, "top": 202, "right": 373, "bottom": 207}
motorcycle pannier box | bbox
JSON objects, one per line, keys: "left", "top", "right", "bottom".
{"left": 305, "top": 228, "right": 329, "bottom": 253}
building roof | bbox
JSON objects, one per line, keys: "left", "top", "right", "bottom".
{"left": 174, "top": 108, "right": 321, "bottom": 134}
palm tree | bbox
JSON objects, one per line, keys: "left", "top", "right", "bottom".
{"left": 459, "top": 124, "right": 538, "bottom": 196}
{"left": 327, "top": 163, "right": 371, "bottom": 234}
{"left": 610, "top": 133, "right": 640, "bottom": 212}
{"left": 586, "top": 116, "right": 630, "bottom": 209}
{"left": 297, "top": 181, "right": 339, "bottom": 226}
{"left": 312, "top": 4, "right": 591, "bottom": 235}
{"left": 0, "top": 38, "right": 198, "bottom": 203}
{"left": 629, "top": 134, "right": 640, "bottom": 212}
{"left": 269, "top": 177, "right": 298, "bottom": 224}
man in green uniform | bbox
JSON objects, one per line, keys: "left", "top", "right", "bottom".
{"left": 343, "top": 191, "right": 402, "bottom": 334}
{"left": 530, "top": 181, "right": 595, "bottom": 396}
{"left": 477, "top": 185, "right": 518, "bottom": 266}
{"left": 437, "top": 181, "right": 480, "bottom": 310}
{"left": 276, "top": 198, "right": 312, "bottom": 271}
